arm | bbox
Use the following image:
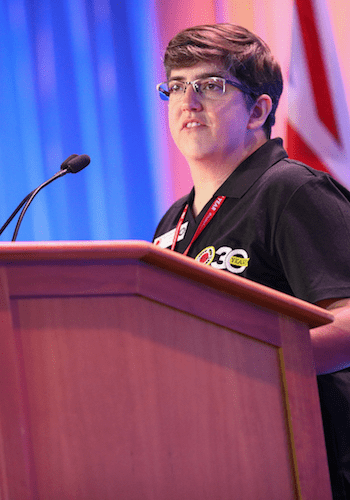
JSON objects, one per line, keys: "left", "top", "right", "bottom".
{"left": 311, "top": 298, "right": 350, "bottom": 375}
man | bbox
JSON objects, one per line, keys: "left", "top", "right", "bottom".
{"left": 153, "top": 24, "right": 350, "bottom": 499}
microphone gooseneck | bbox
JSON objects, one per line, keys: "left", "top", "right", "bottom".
{"left": 0, "top": 192, "right": 33, "bottom": 237}
{"left": 7, "top": 154, "right": 90, "bottom": 242}
{"left": 0, "top": 153, "right": 84, "bottom": 237}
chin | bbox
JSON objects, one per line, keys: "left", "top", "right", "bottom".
{"left": 178, "top": 144, "right": 216, "bottom": 161}
{"left": 182, "top": 151, "right": 210, "bottom": 162}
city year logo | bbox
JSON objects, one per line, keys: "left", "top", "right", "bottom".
{"left": 195, "top": 246, "right": 215, "bottom": 265}
{"left": 195, "top": 246, "right": 250, "bottom": 274}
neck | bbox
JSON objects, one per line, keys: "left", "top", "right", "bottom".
{"left": 189, "top": 136, "right": 268, "bottom": 217}
{"left": 191, "top": 166, "right": 231, "bottom": 216}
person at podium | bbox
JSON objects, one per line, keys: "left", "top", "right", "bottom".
{"left": 153, "top": 24, "right": 350, "bottom": 499}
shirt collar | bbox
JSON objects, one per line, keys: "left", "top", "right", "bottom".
{"left": 214, "top": 138, "right": 288, "bottom": 199}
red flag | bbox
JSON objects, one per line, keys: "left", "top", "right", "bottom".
{"left": 287, "top": 0, "right": 350, "bottom": 188}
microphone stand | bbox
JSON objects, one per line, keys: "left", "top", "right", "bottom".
{"left": 0, "top": 154, "right": 90, "bottom": 242}
{"left": 12, "top": 169, "right": 69, "bottom": 241}
{"left": 0, "top": 192, "right": 33, "bottom": 237}
{"left": 11, "top": 154, "right": 90, "bottom": 241}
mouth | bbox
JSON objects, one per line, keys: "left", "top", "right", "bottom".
{"left": 183, "top": 120, "right": 204, "bottom": 130}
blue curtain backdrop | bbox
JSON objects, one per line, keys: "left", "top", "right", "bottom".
{"left": 0, "top": 0, "right": 171, "bottom": 242}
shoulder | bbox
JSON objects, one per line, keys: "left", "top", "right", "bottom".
{"left": 263, "top": 157, "right": 325, "bottom": 186}
{"left": 260, "top": 157, "right": 350, "bottom": 205}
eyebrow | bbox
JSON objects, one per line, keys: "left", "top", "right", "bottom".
{"left": 168, "top": 71, "right": 227, "bottom": 82}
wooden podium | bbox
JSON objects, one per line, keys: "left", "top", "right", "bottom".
{"left": 0, "top": 241, "right": 333, "bottom": 499}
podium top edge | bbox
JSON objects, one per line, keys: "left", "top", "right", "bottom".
{"left": 0, "top": 240, "right": 334, "bottom": 328}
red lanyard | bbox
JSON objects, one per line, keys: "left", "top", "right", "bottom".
{"left": 171, "top": 195, "right": 226, "bottom": 255}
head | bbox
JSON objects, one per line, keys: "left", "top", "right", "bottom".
{"left": 163, "top": 24, "right": 283, "bottom": 139}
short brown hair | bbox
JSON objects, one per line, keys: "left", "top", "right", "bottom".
{"left": 163, "top": 24, "right": 283, "bottom": 138}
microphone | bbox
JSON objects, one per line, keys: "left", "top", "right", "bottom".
{"left": 61, "top": 154, "right": 79, "bottom": 170}
{"left": 0, "top": 155, "right": 81, "bottom": 238}
{"left": 2, "top": 154, "right": 91, "bottom": 242}
{"left": 64, "top": 154, "right": 91, "bottom": 173}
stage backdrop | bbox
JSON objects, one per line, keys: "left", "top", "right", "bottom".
{"left": 0, "top": 0, "right": 349, "bottom": 242}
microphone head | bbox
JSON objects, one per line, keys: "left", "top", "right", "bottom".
{"left": 60, "top": 154, "right": 78, "bottom": 170}
{"left": 66, "top": 154, "right": 91, "bottom": 173}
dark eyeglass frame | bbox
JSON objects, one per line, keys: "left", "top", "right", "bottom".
{"left": 156, "top": 76, "right": 256, "bottom": 101}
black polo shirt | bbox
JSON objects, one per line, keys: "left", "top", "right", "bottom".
{"left": 153, "top": 137, "right": 350, "bottom": 498}
{"left": 154, "top": 138, "right": 350, "bottom": 304}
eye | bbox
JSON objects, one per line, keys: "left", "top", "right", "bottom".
{"left": 168, "top": 81, "right": 184, "bottom": 93}
{"left": 201, "top": 78, "right": 224, "bottom": 92}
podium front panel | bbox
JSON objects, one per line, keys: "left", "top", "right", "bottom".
{"left": 0, "top": 242, "right": 333, "bottom": 499}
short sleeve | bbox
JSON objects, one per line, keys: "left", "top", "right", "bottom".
{"left": 275, "top": 175, "right": 350, "bottom": 303}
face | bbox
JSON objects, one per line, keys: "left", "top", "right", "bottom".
{"left": 167, "top": 62, "right": 253, "bottom": 165}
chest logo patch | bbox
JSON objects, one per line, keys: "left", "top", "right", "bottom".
{"left": 196, "top": 246, "right": 250, "bottom": 274}
{"left": 195, "top": 246, "right": 216, "bottom": 265}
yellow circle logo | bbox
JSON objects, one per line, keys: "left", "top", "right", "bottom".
{"left": 195, "top": 246, "right": 215, "bottom": 265}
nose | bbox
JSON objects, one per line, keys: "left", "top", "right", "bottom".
{"left": 181, "top": 84, "right": 203, "bottom": 111}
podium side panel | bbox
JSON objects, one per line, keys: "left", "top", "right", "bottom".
{"left": 279, "top": 316, "right": 332, "bottom": 500}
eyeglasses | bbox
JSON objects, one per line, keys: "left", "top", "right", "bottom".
{"left": 156, "top": 77, "right": 254, "bottom": 102}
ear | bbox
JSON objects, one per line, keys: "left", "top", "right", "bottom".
{"left": 247, "top": 94, "right": 273, "bottom": 131}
